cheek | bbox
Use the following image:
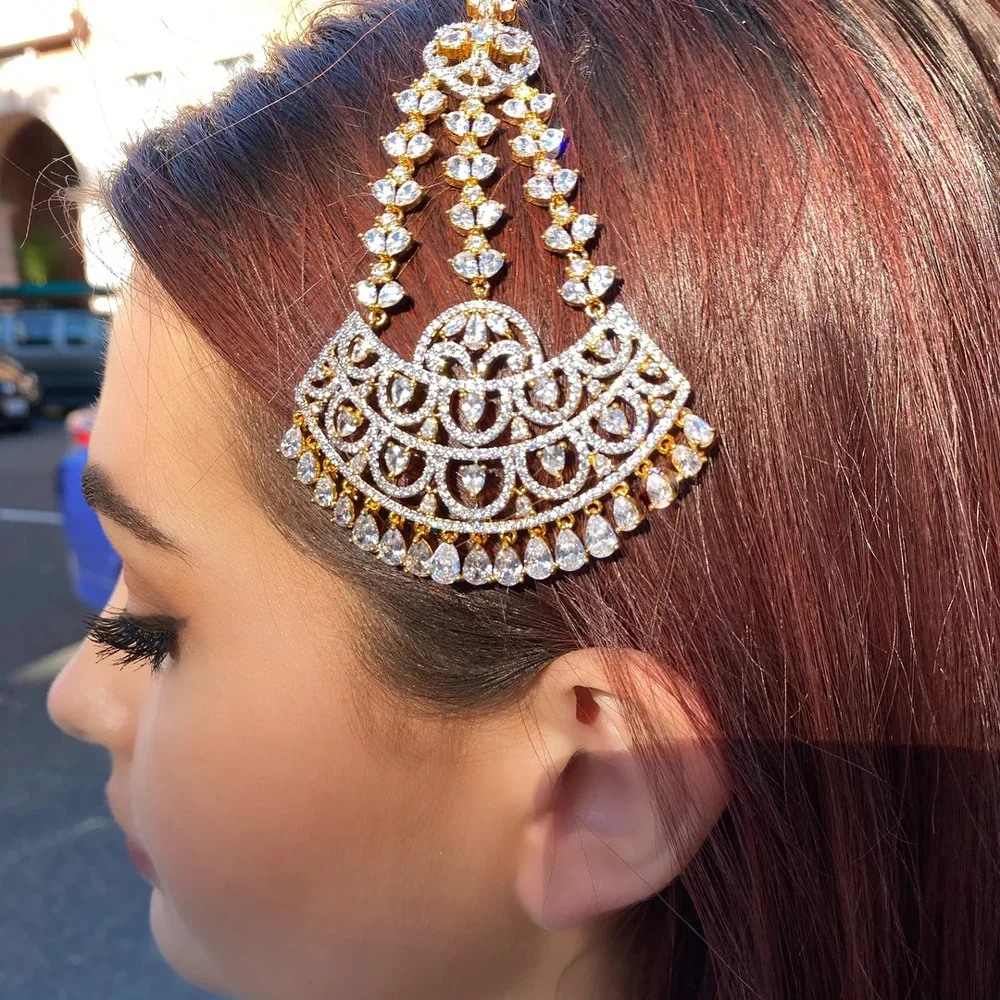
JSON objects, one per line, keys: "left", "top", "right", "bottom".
{"left": 128, "top": 644, "right": 457, "bottom": 995}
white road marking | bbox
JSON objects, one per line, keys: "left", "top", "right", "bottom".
{"left": 8, "top": 642, "right": 80, "bottom": 684}
{"left": 0, "top": 508, "right": 63, "bottom": 526}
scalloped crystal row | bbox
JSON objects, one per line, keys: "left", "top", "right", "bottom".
{"left": 279, "top": 0, "right": 717, "bottom": 586}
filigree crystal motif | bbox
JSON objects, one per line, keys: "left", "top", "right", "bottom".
{"left": 280, "top": 0, "right": 717, "bottom": 586}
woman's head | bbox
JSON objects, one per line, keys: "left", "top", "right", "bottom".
{"left": 47, "top": 0, "right": 1000, "bottom": 998}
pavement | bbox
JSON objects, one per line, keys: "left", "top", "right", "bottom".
{"left": 0, "top": 419, "right": 217, "bottom": 999}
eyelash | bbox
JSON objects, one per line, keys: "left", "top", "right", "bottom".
{"left": 85, "top": 610, "right": 182, "bottom": 673}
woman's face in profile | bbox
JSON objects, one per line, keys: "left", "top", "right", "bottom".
{"left": 44, "top": 290, "right": 566, "bottom": 1000}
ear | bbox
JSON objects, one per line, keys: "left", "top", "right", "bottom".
{"left": 514, "top": 649, "right": 729, "bottom": 930}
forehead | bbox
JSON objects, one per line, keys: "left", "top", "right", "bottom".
{"left": 89, "top": 283, "right": 248, "bottom": 546}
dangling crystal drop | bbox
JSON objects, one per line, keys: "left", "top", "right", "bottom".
{"left": 612, "top": 495, "right": 642, "bottom": 532}
{"left": 554, "top": 528, "right": 587, "bottom": 572}
{"left": 333, "top": 495, "right": 355, "bottom": 527}
{"left": 352, "top": 512, "right": 380, "bottom": 552}
{"left": 405, "top": 538, "right": 434, "bottom": 577}
{"left": 313, "top": 475, "right": 335, "bottom": 508}
{"left": 645, "top": 468, "right": 677, "bottom": 508}
{"left": 524, "top": 536, "right": 555, "bottom": 580}
{"left": 683, "top": 413, "right": 715, "bottom": 448}
{"left": 379, "top": 526, "right": 407, "bottom": 566}
{"left": 280, "top": 426, "right": 303, "bottom": 459}
{"left": 584, "top": 514, "right": 619, "bottom": 558}
{"left": 671, "top": 444, "right": 704, "bottom": 478}
{"left": 430, "top": 542, "right": 462, "bottom": 585}
{"left": 493, "top": 545, "right": 524, "bottom": 587}
{"left": 463, "top": 545, "right": 493, "bottom": 585}
{"left": 296, "top": 452, "right": 319, "bottom": 484}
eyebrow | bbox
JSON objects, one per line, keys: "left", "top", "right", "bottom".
{"left": 81, "top": 463, "right": 183, "bottom": 553}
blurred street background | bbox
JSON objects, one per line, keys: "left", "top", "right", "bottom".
{"left": 0, "top": 1, "right": 323, "bottom": 996}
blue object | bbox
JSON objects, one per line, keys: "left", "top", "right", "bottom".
{"left": 58, "top": 444, "right": 120, "bottom": 609}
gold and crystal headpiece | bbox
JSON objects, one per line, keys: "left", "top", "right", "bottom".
{"left": 279, "top": 0, "right": 716, "bottom": 586}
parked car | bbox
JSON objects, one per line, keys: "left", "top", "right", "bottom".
{"left": 0, "top": 307, "right": 107, "bottom": 408}
{"left": 0, "top": 353, "right": 41, "bottom": 430}
{"left": 57, "top": 405, "right": 120, "bottom": 609}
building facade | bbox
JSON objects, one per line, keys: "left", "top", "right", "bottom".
{"left": 0, "top": 1, "right": 318, "bottom": 298}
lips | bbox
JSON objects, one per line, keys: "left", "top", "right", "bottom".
{"left": 126, "top": 836, "right": 159, "bottom": 885}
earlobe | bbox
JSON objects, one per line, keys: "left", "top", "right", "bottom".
{"left": 514, "top": 651, "right": 729, "bottom": 930}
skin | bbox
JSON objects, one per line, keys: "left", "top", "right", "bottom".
{"left": 47, "top": 281, "right": 728, "bottom": 1000}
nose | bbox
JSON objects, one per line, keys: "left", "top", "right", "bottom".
{"left": 47, "top": 573, "right": 146, "bottom": 754}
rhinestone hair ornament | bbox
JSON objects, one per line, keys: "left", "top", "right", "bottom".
{"left": 279, "top": 0, "right": 717, "bottom": 586}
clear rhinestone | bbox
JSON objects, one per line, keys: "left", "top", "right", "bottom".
{"left": 419, "top": 493, "right": 437, "bottom": 514}
{"left": 472, "top": 153, "right": 498, "bottom": 179}
{"left": 405, "top": 539, "right": 434, "bottom": 577}
{"left": 383, "top": 131, "right": 408, "bottom": 157}
{"left": 462, "top": 182, "right": 486, "bottom": 205}
{"left": 612, "top": 495, "right": 642, "bottom": 532}
{"left": 515, "top": 494, "right": 534, "bottom": 516}
{"left": 449, "top": 203, "right": 476, "bottom": 230}
{"left": 502, "top": 98, "right": 528, "bottom": 120}
{"left": 540, "top": 443, "right": 566, "bottom": 476}
{"left": 477, "top": 200, "right": 504, "bottom": 228}
{"left": 430, "top": 542, "right": 462, "bottom": 585}
{"left": 296, "top": 451, "right": 319, "bottom": 484}
{"left": 390, "top": 164, "right": 412, "bottom": 182}
{"left": 394, "top": 180, "right": 422, "bottom": 206}
{"left": 494, "top": 545, "right": 524, "bottom": 586}
{"left": 355, "top": 280, "right": 379, "bottom": 307}
{"left": 463, "top": 545, "right": 493, "bottom": 585}
{"left": 349, "top": 454, "right": 367, "bottom": 474}
{"left": 466, "top": 233, "right": 489, "bottom": 254}
{"left": 538, "top": 128, "right": 565, "bottom": 154}
{"left": 462, "top": 314, "right": 489, "bottom": 351}
{"left": 543, "top": 226, "right": 573, "bottom": 251}
{"left": 384, "top": 442, "right": 411, "bottom": 477}
{"left": 526, "top": 175, "right": 554, "bottom": 202}
{"left": 645, "top": 363, "right": 663, "bottom": 377}
{"left": 419, "top": 417, "right": 439, "bottom": 440}
{"left": 591, "top": 453, "right": 613, "bottom": 477}
{"left": 478, "top": 250, "right": 505, "bottom": 277}
{"left": 588, "top": 265, "right": 616, "bottom": 297}
{"left": 599, "top": 406, "right": 629, "bottom": 437}
{"left": 683, "top": 413, "right": 715, "bottom": 448}
{"left": 443, "top": 315, "right": 467, "bottom": 337}
{"left": 591, "top": 334, "right": 616, "bottom": 360}
{"left": 555, "top": 528, "right": 587, "bottom": 572}
{"left": 571, "top": 214, "right": 598, "bottom": 243}
{"left": 314, "top": 475, "right": 335, "bottom": 507}
{"left": 459, "top": 464, "right": 487, "bottom": 497}
{"left": 419, "top": 90, "right": 445, "bottom": 116}
{"left": 406, "top": 133, "right": 432, "bottom": 159}
{"left": 390, "top": 376, "right": 414, "bottom": 407}
{"left": 532, "top": 374, "right": 560, "bottom": 408}
{"left": 377, "top": 281, "right": 405, "bottom": 308}
{"left": 511, "top": 135, "right": 538, "bottom": 160}
{"left": 370, "top": 261, "right": 394, "bottom": 282}
{"left": 349, "top": 339, "right": 369, "bottom": 363}
{"left": 351, "top": 512, "right": 380, "bottom": 552}
{"left": 452, "top": 252, "right": 481, "bottom": 279}
{"left": 524, "top": 536, "right": 555, "bottom": 580}
{"left": 566, "top": 258, "right": 592, "bottom": 279}
{"left": 444, "top": 111, "right": 470, "bottom": 137}
{"left": 384, "top": 228, "right": 412, "bottom": 255}
{"left": 645, "top": 468, "right": 677, "bottom": 508}
{"left": 378, "top": 212, "right": 398, "bottom": 228}
{"left": 584, "top": 514, "right": 619, "bottom": 558}
{"left": 279, "top": 426, "right": 303, "bottom": 459}
{"left": 510, "top": 416, "right": 530, "bottom": 440}
{"left": 335, "top": 408, "right": 361, "bottom": 437}
{"left": 396, "top": 89, "right": 420, "bottom": 113}
{"left": 362, "top": 228, "right": 386, "bottom": 253}
{"left": 472, "top": 113, "right": 499, "bottom": 137}
{"left": 460, "top": 387, "right": 486, "bottom": 425}
{"left": 486, "top": 314, "right": 509, "bottom": 337}
{"left": 378, "top": 526, "right": 407, "bottom": 566}
{"left": 530, "top": 92, "right": 555, "bottom": 114}
{"left": 495, "top": 32, "right": 524, "bottom": 55}
{"left": 671, "top": 444, "right": 705, "bottom": 478}
{"left": 552, "top": 168, "right": 578, "bottom": 195}
{"left": 462, "top": 97, "right": 486, "bottom": 117}
{"left": 651, "top": 398, "right": 668, "bottom": 416}
{"left": 333, "top": 495, "right": 354, "bottom": 527}
{"left": 560, "top": 280, "right": 589, "bottom": 305}
{"left": 446, "top": 156, "right": 472, "bottom": 182}
{"left": 535, "top": 158, "right": 558, "bottom": 176}
{"left": 372, "top": 178, "right": 396, "bottom": 204}
{"left": 439, "top": 26, "right": 470, "bottom": 50}
{"left": 551, "top": 201, "right": 574, "bottom": 225}
{"left": 469, "top": 21, "right": 493, "bottom": 43}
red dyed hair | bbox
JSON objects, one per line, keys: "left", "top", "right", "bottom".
{"left": 108, "top": 0, "right": 1000, "bottom": 996}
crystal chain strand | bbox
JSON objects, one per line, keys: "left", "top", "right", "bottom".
{"left": 354, "top": 76, "right": 448, "bottom": 329}
{"left": 502, "top": 84, "right": 617, "bottom": 318}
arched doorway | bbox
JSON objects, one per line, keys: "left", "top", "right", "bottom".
{"left": 0, "top": 115, "right": 85, "bottom": 291}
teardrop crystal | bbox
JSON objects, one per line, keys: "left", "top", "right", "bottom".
{"left": 671, "top": 444, "right": 705, "bottom": 478}
{"left": 460, "top": 388, "right": 486, "bottom": 425}
{"left": 493, "top": 545, "right": 525, "bottom": 586}
{"left": 612, "top": 495, "right": 642, "bottom": 533}
{"left": 540, "top": 444, "right": 566, "bottom": 476}
{"left": 390, "top": 376, "right": 414, "bottom": 407}
{"left": 645, "top": 468, "right": 677, "bottom": 508}
{"left": 333, "top": 495, "right": 354, "bottom": 527}
{"left": 584, "top": 514, "right": 619, "bottom": 558}
{"left": 279, "top": 426, "right": 303, "bottom": 459}
{"left": 682, "top": 413, "right": 715, "bottom": 448}
{"left": 378, "top": 526, "right": 407, "bottom": 566}
{"left": 599, "top": 406, "right": 629, "bottom": 437}
{"left": 313, "top": 475, "right": 335, "bottom": 508}
{"left": 459, "top": 464, "right": 487, "bottom": 497}
{"left": 351, "top": 512, "right": 380, "bottom": 552}
{"left": 462, "top": 545, "right": 493, "bottom": 586}
{"left": 384, "top": 442, "right": 411, "bottom": 478}
{"left": 430, "top": 542, "right": 462, "bottom": 585}
{"left": 462, "top": 314, "right": 489, "bottom": 351}
{"left": 555, "top": 529, "right": 587, "bottom": 572}
{"left": 295, "top": 452, "right": 319, "bottom": 484}
{"left": 524, "top": 536, "right": 555, "bottom": 580}
{"left": 404, "top": 538, "right": 434, "bottom": 577}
